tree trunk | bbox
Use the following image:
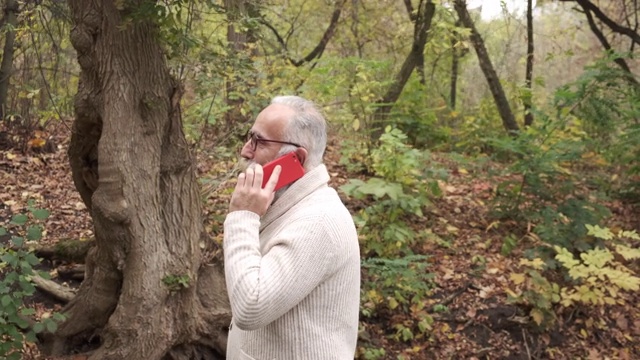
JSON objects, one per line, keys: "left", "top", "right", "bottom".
{"left": 449, "top": 20, "right": 466, "bottom": 110}
{"left": 0, "top": 0, "right": 19, "bottom": 121}
{"left": 453, "top": 0, "right": 520, "bottom": 134}
{"left": 44, "top": 1, "right": 231, "bottom": 359}
{"left": 371, "top": 0, "right": 435, "bottom": 141}
{"left": 523, "top": 0, "right": 534, "bottom": 127}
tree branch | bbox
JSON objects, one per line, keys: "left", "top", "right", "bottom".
{"left": 292, "top": 0, "right": 348, "bottom": 66}
{"left": 32, "top": 274, "right": 76, "bottom": 303}
{"left": 260, "top": 0, "right": 347, "bottom": 67}
{"left": 561, "top": 0, "right": 640, "bottom": 45}
{"left": 579, "top": 1, "right": 639, "bottom": 86}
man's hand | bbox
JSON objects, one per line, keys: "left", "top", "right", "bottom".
{"left": 229, "top": 164, "right": 282, "bottom": 216}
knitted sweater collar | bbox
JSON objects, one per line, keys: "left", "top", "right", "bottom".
{"left": 259, "top": 164, "right": 330, "bottom": 231}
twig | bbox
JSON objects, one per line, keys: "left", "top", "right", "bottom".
{"left": 436, "top": 281, "right": 473, "bottom": 307}
{"left": 522, "top": 328, "right": 532, "bottom": 360}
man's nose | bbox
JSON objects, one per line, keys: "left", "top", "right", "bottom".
{"left": 240, "top": 141, "right": 253, "bottom": 159}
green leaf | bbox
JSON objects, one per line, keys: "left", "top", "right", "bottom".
{"left": 11, "top": 214, "right": 28, "bottom": 225}
{"left": 30, "top": 208, "right": 50, "bottom": 220}
{"left": 15, "top": 316, "right": 29, "bottom": 329}
{"left": 25, "top": 253, "right": 40, "bottom": 266}
{"left": 45, "top": 319, "right": 58, "bottom": 333}
{"left": 20, "top": 308, "right": 36, "bottom": 316}
{"left": 11, "top": 236, "right": 24, "bottom": 247}
{"left": 32, "top": 322, "right": 45, "bottom": 333}
{"left": 1, "top": 253, "right": 18, "bottom": 267}
{"left": 25, "top": 330, "right": 38, "bottom": 342}
{"left": 1, "top": 294, "right": 13, "bottom": 307}
{"left": 26, "top": 226, "right": 42, "bottom": 241}
{"left": 0, "top": 227, "right": 6, "bottom": 236}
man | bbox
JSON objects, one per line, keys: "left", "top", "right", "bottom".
{"left": 223, "top": 96, "right": 360, "bottom": 359}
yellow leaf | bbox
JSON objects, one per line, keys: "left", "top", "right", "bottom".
{"left": 352, "top": 118, "right": 360, "bottom": 131}
{"left": 604, "top": 297, "right": 616, "bottom": 305}
{"left": 586, "top": 224, "right": 615, "bottom": 240}
{"left": 580, "top": 248, "right": 613, "bottom": 268}
{"left": 388, "top": 297, "right": 399, "bottom": 310}
{"left": 555, "top": 246, "right": 580, "bottom": 270}
{"left": 510, "top": 273, "right": 526, "bottom": 285}
{"left": 6, "top": 152, "right": 16, "bottom": 160}
{"left": 367, "top": 290, "right": 380, "bottom": 302}
{"left": 520, "top": 258, "right": 546, "bottom": 270}
{"left": 580, "top": 328, "right": 588, "bottom": 338}
{"left": 530, "top": 308, "right": 544, "bottom": 325}
{"left": 619, "top": 230, "right": 640, "bottom": 240}
{"left": 504, "top": 288, "right": 520, "bottom": 298}
{"left": 458, "top": 168, "right": 468, "bottom": 175}
{"left": 615, "top": 244, "right": 640, "bottom": 260}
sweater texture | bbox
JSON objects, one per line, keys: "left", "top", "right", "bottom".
{"left": 223, "top": 164, "right": 360, "bottom": 360}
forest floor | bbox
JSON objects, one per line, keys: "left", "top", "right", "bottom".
{"left": 1, "top": 123, "right": 639, "bottom": 360}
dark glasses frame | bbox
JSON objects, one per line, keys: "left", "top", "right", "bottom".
{"left": 245, "top": 130, "right": 302, "bottom": 151}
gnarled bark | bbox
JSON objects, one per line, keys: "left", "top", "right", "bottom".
{"left": 43, "top": 1, "right": 231, "bottom": 359}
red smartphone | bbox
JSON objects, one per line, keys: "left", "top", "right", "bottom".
{"left": 261, "top": 152, "right": 305, "bottom": 191}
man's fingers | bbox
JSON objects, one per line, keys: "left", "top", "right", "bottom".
{"left": 245, "top": 167, "right": 256, "bottom": 187}
{"left": 236, "top": 172, "right": 246, "bottom": 189}
{"left": 253, "top": 164, "right": 264, "bottom": 189}
{"left": 265, "top": 165, "right": 282, "bottom": 193}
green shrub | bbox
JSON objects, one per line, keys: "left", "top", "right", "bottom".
{"left": 340, "top": 127, "right": 444, "bottom": 257}
{"left": 360, "top": 255, "right": 435, "bottom": 342}
{"left": 0, "top": 203, "right": 64, "bottom": 359}
{"left": 490, "top": 102, "right": 610, "bottom": 256}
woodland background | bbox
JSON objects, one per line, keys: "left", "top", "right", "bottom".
{"left": 0, "top": 0, "right": 639, "bottom": 359}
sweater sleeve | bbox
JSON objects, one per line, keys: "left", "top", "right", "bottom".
{"left": 223, "top": 210, "right": 337, "bottom": 331}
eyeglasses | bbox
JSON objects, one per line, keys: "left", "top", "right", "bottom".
{"left": 245, "top": 130, "right": 302, "bottom": 152}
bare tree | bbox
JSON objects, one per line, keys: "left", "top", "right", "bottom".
{"left": 260, "top": 0, "right": 348, "bottom": 67}
{"left": 371, "top": 0, "right": 436, "bottom": 140}
{"left": 42, "top": 1, "right": 231, "bottom": 358}
{"left": 564, "top": 0, "right": 639, "bottom": 86}
{"left": 453, "top": 0, "right": 519, "bottom": 134}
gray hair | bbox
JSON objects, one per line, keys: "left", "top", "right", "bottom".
{"left": 272, "top": 96, "right": 327, "bottom": 170}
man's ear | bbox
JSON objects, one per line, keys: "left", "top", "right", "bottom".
{"left": 295, "top": 147, "right": 308, "bottom": 165}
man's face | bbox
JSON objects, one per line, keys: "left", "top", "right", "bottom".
{"left": 240, "top": 104, "right": 295, "bottom": 168}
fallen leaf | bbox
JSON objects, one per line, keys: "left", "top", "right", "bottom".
{"left": 616, "top": 315, "right": 629, "bottom": 331}
{"left": 510, "top": 273, "right": 526, "bottom": 285}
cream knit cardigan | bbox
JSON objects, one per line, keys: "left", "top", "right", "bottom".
{"left": 224, "top": 164, "right": 360, "bottom": 360}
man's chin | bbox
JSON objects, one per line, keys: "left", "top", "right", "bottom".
{"left": 239, "top": 158, "right": 256, "bottom": 172}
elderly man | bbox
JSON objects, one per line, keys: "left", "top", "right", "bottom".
{"left": 223, "top": 96, "right": 360, "bottom": 359}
